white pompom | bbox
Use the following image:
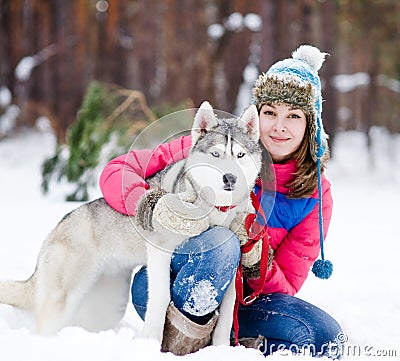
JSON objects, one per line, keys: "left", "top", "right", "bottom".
{"left": 292, "top": 45, "right": 328, "bottom": 72}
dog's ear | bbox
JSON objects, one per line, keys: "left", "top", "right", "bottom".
{"left": 238, "top": 104, "right": 259, "bottom": 142}
{"left": 192, "top": 101, "right": 218, "bottom": 144}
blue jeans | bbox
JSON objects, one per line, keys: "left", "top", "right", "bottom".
{"left": 131, "top": 226, "right": 343, "bottom": 358}
{"left": 237, "top": 293, "right": 343, "bottom": 358}
{"left": 132, "top": 226, "right": 241, "bottom": 324}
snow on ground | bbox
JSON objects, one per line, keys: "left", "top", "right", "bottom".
{"left": 0, "top": 126, "right": 399, "bottom": 360}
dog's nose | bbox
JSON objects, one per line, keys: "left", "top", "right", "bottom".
{"left": 223, "top": 173, "right": 237, "bottom": 189}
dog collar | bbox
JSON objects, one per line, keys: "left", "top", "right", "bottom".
{"left": 214, "top": 205, "right": 237, "bottom": 212}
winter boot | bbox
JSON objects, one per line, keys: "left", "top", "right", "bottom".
{"left": 161, "top": 302, "right": 218, "bottom": 356}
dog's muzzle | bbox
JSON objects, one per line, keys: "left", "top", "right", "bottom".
{"left": 223, "top": 173, "right": 237, "bottom": 191}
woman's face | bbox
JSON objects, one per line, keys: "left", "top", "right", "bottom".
{"left": 259, "top": 103, "right": 307, "bottom": 162}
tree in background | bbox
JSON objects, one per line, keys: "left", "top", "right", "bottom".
{"left": 0, "top": 0, "right": 399, "bottom": 146}
{"left": 41, "top": 81, "right": 156, "bottom": 201}
{"left": 337, "top": 0, "right": 400, "bottom": 135}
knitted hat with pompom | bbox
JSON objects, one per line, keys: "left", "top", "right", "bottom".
{"left": 252, "top": 44, "right": 329, "bottom": 163}
{"left": 252, "top": 45, "right": 333, "bottom": 279}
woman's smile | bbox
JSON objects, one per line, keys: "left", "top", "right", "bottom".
{"left": 270, "top": 136, "right": 291, "bottom": 143}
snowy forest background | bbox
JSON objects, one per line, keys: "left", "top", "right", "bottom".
{"left": 1, "top": 1, "right": 400, "bottom": 360}
{"left": 1, "top": 0, "right": 400, "bottom": 144}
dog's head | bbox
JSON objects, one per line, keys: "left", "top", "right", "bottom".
{"left": 185, "top": 101, "right": 262, "bottom": 207}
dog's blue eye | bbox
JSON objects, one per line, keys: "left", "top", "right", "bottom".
{"left": 211, "top": 151, "right": 220, "bottom": 157}
{"left": 237, "top": 152, "right": 245, "bottom": 158}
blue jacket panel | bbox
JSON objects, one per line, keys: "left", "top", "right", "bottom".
{"left": 254, "top": 185, "right": 318, "bottom": 231}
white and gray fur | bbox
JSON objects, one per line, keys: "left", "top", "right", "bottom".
{"left": 0, "top": 101, "right": 261, "bottom": 348}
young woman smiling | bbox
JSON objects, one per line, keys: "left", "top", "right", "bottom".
{"left": 99, "top": 45, "right": 343, "bottom": 358}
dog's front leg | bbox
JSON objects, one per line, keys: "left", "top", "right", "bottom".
{"left": 212, "top": 277, "right": 236, "bottom": 346}
{"left": 141, "top": 242, "right": 172, "bottom": 344}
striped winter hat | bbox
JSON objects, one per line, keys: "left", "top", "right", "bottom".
{"left": 252, "top": 44, "right": 329, "bottom": 164}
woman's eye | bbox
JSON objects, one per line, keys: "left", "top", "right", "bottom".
{"left": 263, "top": 110, "right": 274, "bottom": 116}
{"left": 288, "top": 113, "right": 300, "bottom": 119}
{"left": 237, "top": 152, "right": 245, "bottom": 158}
{"left": 211, "top": 151, "right": 220, "bottom": 157}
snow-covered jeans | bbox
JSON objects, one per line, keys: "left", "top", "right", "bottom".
{"left": 131, "top": 226, "right": 343, "bottom": 358}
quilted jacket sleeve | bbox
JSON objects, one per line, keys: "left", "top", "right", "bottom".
{"left": 247, "top": 177, "right": 333, "bottom": 296}
{"left": 99, "top": 135, "right": 192, "bottom": 215}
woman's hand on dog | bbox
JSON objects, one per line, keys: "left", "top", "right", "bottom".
{"left": 136, "top": 189, "right": 210, "bottom": 237}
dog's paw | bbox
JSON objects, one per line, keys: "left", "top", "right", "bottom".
{"left": 211, "top": 329, "right": 231, "bottom": 346}
{"left": 140, "top": 326, "right": 163, "bottom": 344}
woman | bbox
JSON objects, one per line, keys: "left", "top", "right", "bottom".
{"left": 99, "top": 45, "right": 343, "bottom": 357}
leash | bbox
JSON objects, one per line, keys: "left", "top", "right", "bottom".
{"left": 233, "top": 190, "right": 270, "bottom": 345}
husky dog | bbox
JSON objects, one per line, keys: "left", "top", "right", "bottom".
{"left": 0, "top": 101, "right": 261, "bottom": 348}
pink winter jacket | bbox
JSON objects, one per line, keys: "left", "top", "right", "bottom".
{"left": 99, "top": 135, "right": 333, "bottom": 296}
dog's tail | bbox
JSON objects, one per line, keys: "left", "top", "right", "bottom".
{"left": 0, "top": 275, "right": 35, "bottom": 311}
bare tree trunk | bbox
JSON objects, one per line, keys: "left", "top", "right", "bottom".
{"left": 365, "top": 46, "right": 379, "bottom": 148}
{"left": 259, "top": 0, "right": 277, "bottom": 72}
{"left": 0, "top": 1, "right": 13, "bottom": 93}
{"left": 131, "top": 0, "right": 159, "bottom": 101}
{"left": 299, "top": 0, "right": 313, "bottom": 45}
{"left": 320, "top": 0, "right": 338, "bottom": 153}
